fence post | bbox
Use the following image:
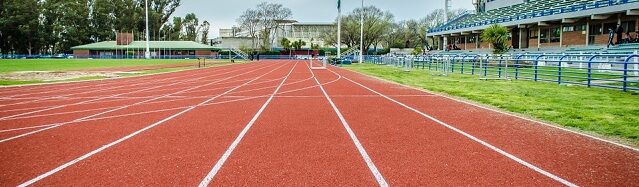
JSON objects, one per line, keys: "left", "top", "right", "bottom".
{"left": 534, "top": 55, "right": 541, "bottom": 81}
{"left": 484, "top": 54, "right": 489, "bottom": 77}
{"left": 623, "top": 56, "right": 629, "bottom": 92}
{"left": 558, "top": 53, "right": 566, "bottom": 84}
{"left": 587, "top": 55, "right": 595, "bottom": 88}
{"left": 635, "top": 50, "right": 639, "bottom": 76}
{"left": 461, "top": 56, "right": 466, "bottom": 74}
{"left": 498, "top": 54, "right": 503, "bottom": 78}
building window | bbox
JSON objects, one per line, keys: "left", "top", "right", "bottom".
{"left": 529, "top": 29, "right": 538, "bottom": 39}
{"left": 591, "top": 24, "right": 602, "bottom": 35}
{"left": 575, "top": 25, "right": 586, "bottom": 31}
{"left": 563, "top": 26, "right": 574, "bottom": 32}
{"left": 550, "top": 27, "right": 561, "bottom": 43}
{"left": 540, "top": 28, "right": 549, "bottom": 43}
{"left": 622, "top": 21, "right": 636, "bottom": 33}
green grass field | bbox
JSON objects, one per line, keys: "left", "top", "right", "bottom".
{"left": 347, "top": 63, "right": 639, "bottom": 145}
{"left": 0, "top": 59, "right": 234, "bottom": 86}
{"left": 0, "top": 59, "right": 197, "bottom": 73}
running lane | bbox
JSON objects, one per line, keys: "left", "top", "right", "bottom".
{"left": 207, "top": 61, "right": 377, "bottom": 186}
{"left": 329, "top": 67, "right": 639, "bottom": 186}
{"left": 0, "top": 62, "right": 278, "bottom": 186}
{"left": 314, "top": 67, "right": 562, "bottom": 186}
{"left": 13, "top": 62, "right": 293, "bottom": 186}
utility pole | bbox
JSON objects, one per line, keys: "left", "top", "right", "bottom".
{"left": 359, "top": 0, "right": 364, "bottom": 63}
{"left": 443, "top": 0, "right": 450, "bottom": 51}
{"left": 337, "top": 0, "right": 342, "bottom": 61}
{"left": 144, "top": 0, "right": 150, "bottom": 59}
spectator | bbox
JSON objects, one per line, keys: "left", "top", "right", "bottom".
{"left": 616, "top": 24, "right": 624, "bottom": 45}
{"left": 607, "top": 28, "right": 615, "bottom": 48}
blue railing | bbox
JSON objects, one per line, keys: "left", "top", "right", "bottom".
{"left": 366, "top": 53, "right": 639, "bottom": 92}
{"left": 428, "top": 0, "right": 637, "bottom": 33}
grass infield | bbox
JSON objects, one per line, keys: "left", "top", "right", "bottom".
{"left": 0, "top": 59, "right": 235, "bottom": 86}
{"left": 346, "top": 63, "right": 639, "bottom": 145}
{"left": 0, "top": 59, "right": 196, "bottom": 73}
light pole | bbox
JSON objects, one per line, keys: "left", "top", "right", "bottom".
{"left": 144, "top": 0, "right": 150, "bottom": 59}
{"left": 337, "top": 0, "right": 341, "bottom": 61}
{"left": 359, "top": 0, "right": 364, "bottom": 63}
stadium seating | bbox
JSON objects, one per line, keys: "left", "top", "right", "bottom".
{"left": 430, "top": 0, "right": 639, "bottom": 33}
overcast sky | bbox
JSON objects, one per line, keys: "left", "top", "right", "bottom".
{"left": 173, "top": 0, "right": 475, "bottom": 38}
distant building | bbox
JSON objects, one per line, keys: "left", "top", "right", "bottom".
{"left": 72, "top": 33, "right": 219, "bottom": 58}
{"left": 273, "top": 22, "right": 335, "bottom": 48}
{"left": 428, "top": 0, "right": 639, "bottom": 51}
{"left": 212, "top": 21, "right": 335, "bottom": 50}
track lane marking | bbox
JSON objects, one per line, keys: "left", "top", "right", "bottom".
{"left": 307, "top": 62, "right": 388, "bottom": 187}
{"left": 340, "top": 68, "right": 639, "bottom": 152}
{"left": 331, "top": 68, "right": 577, "bottom": 187}
{"left": 0, "top": 62, "right": 244, "bottom": 100}
{"left": 17, "top": 62, "right": 289, "bottom": 186}
{"left": 198, "top": 62, "right": 298, "bottom": 187}
{"left": 0, "top": 63, "right": 283, "bottom": 143}
{"left": 0, "top": 63, "right": 266, "bottom": 120}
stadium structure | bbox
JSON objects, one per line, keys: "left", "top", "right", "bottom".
{"left": 427, "top": 0, "right": 639, "bottom": 54}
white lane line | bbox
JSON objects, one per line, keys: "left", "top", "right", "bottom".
{"left": 0, "top": 63, "right": 282, "bottom": 143}
{"left": 0, "top": 63, "right": 261, "bottom": 121}
{"left": 0, "top": 63, "right": 245, "bottom": 108}
{"left": 308, "top": 63, "right": 388, "bottom": 186}
{"left": 198, "top": 62, "right": 298, "bottom": 187}
{"left": 18, "top": 62, "right": 287, "bottom": 186}
{"left": 336, "top": 72, "right": 577, "bottom": 187}
{"left": 341, "top": 68, "right": 639, "bottom": 153}
{"left": 0, "top": 62, "right": 242, "bottom": 99}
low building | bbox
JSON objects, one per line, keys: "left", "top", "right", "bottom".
{"left": 428, "top": 0, "right": 639, "bottom": 51}
{"left": 72, "top": 33, "right": 219, "bottom": 58}
{"left": 213, "top": 21, "right": 336, "bottom": 50}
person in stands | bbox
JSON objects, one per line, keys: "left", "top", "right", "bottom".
{"left": 616, "top": 24, "right": 624, "bottom": 45}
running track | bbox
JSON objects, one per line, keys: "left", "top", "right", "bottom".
{"left": 0, "top": 60, "right": 637, "bottom": 186}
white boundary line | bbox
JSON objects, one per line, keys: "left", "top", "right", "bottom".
{"left": 333, "top": 68, "right": 577, "bottom": 186}
{"left": 18, "top": 62, "right": 288, "bottom": 186}
{"left": 198, "top": 62, "right": 298, "bottom": 187}
{"left": 340, "top": 68, "right": 639, "bottom": 152}
{"left": 308, "top": 62, "right": 388, "bottom": 186}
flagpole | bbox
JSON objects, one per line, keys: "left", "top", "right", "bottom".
{"left": 337, "top": 0, "right": 341, "bottom": 61}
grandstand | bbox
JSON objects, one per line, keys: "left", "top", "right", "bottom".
{"left": 427, "top": 0, "right": 639, "bottom": 53}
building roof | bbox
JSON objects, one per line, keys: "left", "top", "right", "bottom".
{"left": 427, "top": 0, "right": 639, "bottom": 36}
{"left": 71, "top": 41, "right": 220, "bottom": 51}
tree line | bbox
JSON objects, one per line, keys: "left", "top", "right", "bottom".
{"left": 0, "top": 0, "right": 211, "bottom": 55}
{"left": 319, "top": 7, "right": 466, "bottom": 54}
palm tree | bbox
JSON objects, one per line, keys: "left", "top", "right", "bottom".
{"left": 481, "top": 24, "right": 510, "bottom": 54}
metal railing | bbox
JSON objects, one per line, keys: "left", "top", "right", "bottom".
{"left": 367, "top": 53, "right": 639, "bottom": 92}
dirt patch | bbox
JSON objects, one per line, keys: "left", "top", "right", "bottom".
{"left": 0, "top": 71, "right": 121, "bottom": 81}
{"left": 86, "top": 63, "right": 196, "bottom": 72}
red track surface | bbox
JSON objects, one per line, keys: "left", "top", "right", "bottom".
{"left": 0, "top": 60, "right": 637, "bottom": 186}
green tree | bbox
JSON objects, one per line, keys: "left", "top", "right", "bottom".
{"left": 291, "top": 39, "right": 306, "bottom": 50}
{"left": 183, "top": 13, "right": 199, "bottom": 41}
{"left": 91, "top": 0, "right": 116, "bottom": 42}
{"left": 481, "top": 24, "right": 510, "bottom": 54}
{"left": 199, "top": 21, "right": 210, "bottom": 44}
{"left": 0, "top": 0, "right": 43, "bottom": 54}
{"left": 280, "top": 38, "right": 291, "bottom": 51}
